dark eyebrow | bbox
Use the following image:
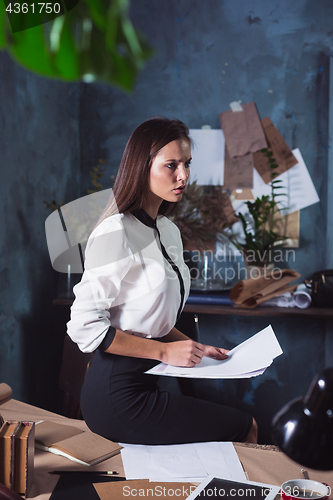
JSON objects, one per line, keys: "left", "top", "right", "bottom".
{"left": 165, "top": 157, "right": 192, "bottom": 163}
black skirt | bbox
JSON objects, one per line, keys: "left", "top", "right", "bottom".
{"left": 80, "top": 350, "right": 253, "bottom": 445}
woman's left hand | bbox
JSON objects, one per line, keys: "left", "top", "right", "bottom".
{"left": 202, "top": 345, "right": 229, "bottom": 360}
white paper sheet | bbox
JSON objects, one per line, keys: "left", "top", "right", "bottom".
{"left": 189, "top": 129, "right": 225, "bottom": 185}
{"left": 120, "top": 441, "right": 246, "bottom": 482}
{"left": 146, "top": 325, "right": 282, "bottom": 379}
{"left": 252, "top": 148, "right": 319, "bottom": 215}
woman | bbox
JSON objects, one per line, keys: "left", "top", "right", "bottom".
{"left": 67, "top": 116, "right": 257, "bottom": 445}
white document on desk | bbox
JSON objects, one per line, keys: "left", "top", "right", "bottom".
{"left": 120, "top": 441, "right": 246, "bottom": 482}
{"left": 146, "top": 325, "right": 282, "bottom": 379}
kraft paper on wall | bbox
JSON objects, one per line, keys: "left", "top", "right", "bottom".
{"left": 218, "top": 102, "right": 267, "bottom": 158}
{"left": 271, "top": 210, "right": 300, "bottom": 248}
{"left": 253, "top": 117, "right": 298, "bottom": 183}
{"left": 223, "top": 147, "right": 254, "bottom": 189}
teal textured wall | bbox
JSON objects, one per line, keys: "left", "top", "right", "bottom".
{"left": 0, "top": 0, "right": 332, "bottom": 441}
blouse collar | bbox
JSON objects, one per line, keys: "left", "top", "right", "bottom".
{"left": 132, "top": 209, "right": 157, "bottom": 228}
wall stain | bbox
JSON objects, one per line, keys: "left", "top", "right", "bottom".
{"left": 248, "top": 13, "right": 261, "bottom": 25}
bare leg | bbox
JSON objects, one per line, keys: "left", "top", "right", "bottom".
{"left": 244, "top": 418, "right": 258, "bottom": 444}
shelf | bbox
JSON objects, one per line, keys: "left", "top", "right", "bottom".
{"left": 53, "top": 297, "right": 333, "bottom": 318}
{"left": 184, "top": 303, "right": 333, "bottom": 318}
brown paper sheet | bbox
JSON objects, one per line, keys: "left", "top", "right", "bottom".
{"left": 219, "top": 102, "right": 267, "bottom": 158}
{"left": 253, "top": 117, "right": 298, "bottom": 183}
{"left": 94, "top": 480, "right": 197, "bottom": 500}
{"left": 224, "top": 148, "right": 254, "bottom": 189}
{"left": 234, "top": 443, "right": 333, "bottom": 490}
{"left": 231, "top": 189, "right": 255, "bottom": 201}
{"left": 219, "top": 191, "right": 239, "bottom": 226}
{"left": 35, "top": 420, "right": 122, "bottom": 465}
{"left": 230, "top": 269, "right": 300, "bottom": 308}
{"left": 271, "top": 210, "right": 300, "bottom": 248}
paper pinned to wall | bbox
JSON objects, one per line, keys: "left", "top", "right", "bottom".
{"left": 272, "top": 210, "right": 300, "bottom": 248}
{"left": 218, "top": 102, "right": 267, "bottom": 158}
{"left": 252, "top": 148, "right": 320, "bottom": 215}
{"left": 224, "top": 147, "right": 254, "bottom": 189}
{"left": 253, "top": 117, "right": 298, "bottom": 183}
{"left": 189, "top": 129, "right": 225, "bottom": 185}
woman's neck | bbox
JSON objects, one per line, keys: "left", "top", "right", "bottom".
{"left": 143, "top": 195, "right": 162, "bottom": 220}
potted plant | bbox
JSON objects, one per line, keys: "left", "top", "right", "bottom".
{"left": 227, "top": 149, "right": 288, "bottom": 269}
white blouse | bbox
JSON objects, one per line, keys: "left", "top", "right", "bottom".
{"left": 67, "top": 211, "right": 191, "bottom": 353}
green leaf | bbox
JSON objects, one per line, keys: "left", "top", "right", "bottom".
{"left": 0, "top": 0, "right": 154, "bottom": 91}
{"left": 83, "top": 0, "right": 107, "bottom": 30}
{"left": 0, "top": 2, "right": 6, "bottom": 47}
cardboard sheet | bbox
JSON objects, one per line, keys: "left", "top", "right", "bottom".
{"left": 234, "top": 443, "right": 333, "bottom": 489}
{"left": 223, "top": 148, "right": 254, "bottom": 189}
{"left": 253, "top": 117, "right": 298, "bottom": 183}
{"left": 219, "top": 102, "right": 267, "bottom": 158}
{"left": 271, "top": 210, "right": 300, "bottom": 248}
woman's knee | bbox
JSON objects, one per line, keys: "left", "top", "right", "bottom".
{"left": 244, "top": 418, "right": 258, "bottom": 444}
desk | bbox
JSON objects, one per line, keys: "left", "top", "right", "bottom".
{"left": 0, "top": 398, "right": 125, "bottom": 500}
{"left": 1, "top": 398, "right": 333, "bottom": 500}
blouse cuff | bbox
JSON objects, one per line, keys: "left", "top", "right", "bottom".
{"left": 98, "top": 326, "right": 116, "bottom": 351}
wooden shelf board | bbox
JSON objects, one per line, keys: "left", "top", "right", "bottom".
{"left": 53, "top": 298, "right": 333, "bottom": 318}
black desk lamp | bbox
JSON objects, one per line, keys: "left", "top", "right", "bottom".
{"left": 271, "top": 367, "right": 333, "bottom": 470}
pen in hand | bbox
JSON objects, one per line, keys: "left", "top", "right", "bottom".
{"left": 194, "top": 315, "right": 201, "bottom": 342}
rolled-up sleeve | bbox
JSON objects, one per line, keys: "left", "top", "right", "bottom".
{"left": 67, "top": 217, "right": 133, "bottom": 352}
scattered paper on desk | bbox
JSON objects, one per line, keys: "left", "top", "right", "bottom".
{"left": 120, "top": 441, "right": 246, "bottom": 483}
{"left": 146, "top": 325, "right": 282, "bottom": 379}
{"left": 252, "top": 148, "right": 319, "bottom": 215}
{"left": 189, "top": 129, "right": 225, "bottom": 185}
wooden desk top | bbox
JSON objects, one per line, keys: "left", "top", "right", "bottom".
{"left": 1, "top": 399, "right": 333, "bottom": 499}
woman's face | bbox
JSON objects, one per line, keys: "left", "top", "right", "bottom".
{"left": 148, "top": 139, "right": 191, "bottom": 210}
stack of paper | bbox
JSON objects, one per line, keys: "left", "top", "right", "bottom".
{"left": 146, "top": 325, "right": 282, "bottom": 379}
{"left": 120, "top": 441, "right": 246, "bottom": 483}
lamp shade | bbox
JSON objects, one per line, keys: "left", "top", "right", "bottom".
{"left": 271, "top": 368, "right": 333, "bottom": 470}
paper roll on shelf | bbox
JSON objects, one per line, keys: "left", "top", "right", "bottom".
{"left": 293, "top": 284, "right": 312, "bottom": 309}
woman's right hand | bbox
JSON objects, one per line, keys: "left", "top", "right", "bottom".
{"left": 160, "top": 340, "right": 205, "bottom": 367}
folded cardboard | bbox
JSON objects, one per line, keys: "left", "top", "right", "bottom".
{"left": 35, "top": 420, "right": 122, "bottom": 466}
{"left": 230, "top": 269, "right": 300, "bottom": 308}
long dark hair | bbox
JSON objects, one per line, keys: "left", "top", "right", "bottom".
{"left": 97, "top": 116, "right": 191, "bottom": 225}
